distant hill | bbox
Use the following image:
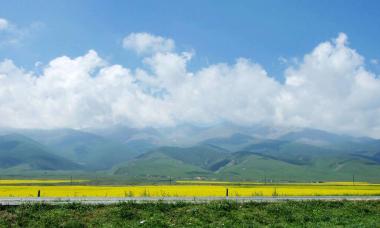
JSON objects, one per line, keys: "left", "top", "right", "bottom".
{"left": 86, "top": 123, "right": 290, "bottom": 147}
{"left": 0, "top": 134, "right": 81, "bottom": 171}
{"left": 19, "top": 129, "right": 142, "bottom": 170}
{"left": 114, "top": 131, "right": 380, "bottom": 182}
{"left": 216, "top": 150, "right": 380, "bottom": 182}
{"left": 279, "top": 128, "right": 352, "bottom": 143}
{"left": 1, "top": 125, "right": 379, "bottom": 181}
{"left": 114, "top": 145, "right": 230, "bottom": 177}
{"left": 201, "top": 133, "right": 259, "bottom": 151}
{"left": 114, "top": 147, "right": 210, "bottom": 178}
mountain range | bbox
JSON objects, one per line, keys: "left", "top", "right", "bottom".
{"left": 0, "top": 124, "right": 379, "bottom": 182}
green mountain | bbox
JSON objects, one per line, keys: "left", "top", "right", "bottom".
{"left": 114, "top": 135, "right": 380, "bottom": 182}
{"left": 217, "top": 150, "right": 380, "bottom": 182}
{"left": 114, "top": 148, "right": 210, "bottom": 178}
{"left": 1, "top": 125, "right": 379, "bottom": 182}
{"left": 0, "top": 134, "right": 81, "bottom": 171}
{"left": 241, "top": 139, "right": 339, "bottom": 165}
{"left": 114, "top": 145, "right": 231, "bottom": 177}
{"left": 20, "top": 129, "right": 142, "bottom": 170}
{"left": 152, "top": 145, "right": 229, "bottom": 170}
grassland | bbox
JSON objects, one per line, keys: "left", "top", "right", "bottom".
{"left": 0, "top": 201, "right": 379, "bottom": 227}
{"left": 0, "top": 180, "right": 380, "bottom": 197}
{"left": 0, "top": 179, "right": 88, "bottom": 185}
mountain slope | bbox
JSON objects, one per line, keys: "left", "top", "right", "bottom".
{"left": 85, "top": 126, "right": 161, "bottom": 153}
{"left": 113, "top": 138, "right": 380, "bottom": 181}
{"left": 153, "top": 145, "right": 230, "bottom": 171}
{"left": 216, "top": 150, "right": 380, "bottom": 182}
{"left": 0, "top": 125, "right": 379, "bottom": 181}
{"left": 242, "top": 140, "right": 341, "bottom": 165}
{"left": 114, "top": 149, "right": 210, "bottom": 178}
{"left": 114, "top": 145, "right": 229, "bottom": 177}
{"left": 20, "top": 129, "right": 142, "bottom": 170}
{"left": 0, "top": 134, "right": 81, "bottom": 170}
{"left": 201, "top": 133, "right": 259, "bottom": 152}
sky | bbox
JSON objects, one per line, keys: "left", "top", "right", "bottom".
{"left": 0, "top": 1, "right": 380, "bottom": 137}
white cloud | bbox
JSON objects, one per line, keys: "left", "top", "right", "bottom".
{"left": 279, "top": 33, "right": 380, "bottom": 136}
{"left": 0, "top": 18, "right": 42, "bottom": 47}
{"left": 0, "top": 18, "right": 9, "bottom": 30}
{"left": 122, "top": 32, "right": 175, "bottom": 55}
{"left": 1, "top": 32, "right": 380, "bottom": 138}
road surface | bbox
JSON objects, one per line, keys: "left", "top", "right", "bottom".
{"left": 0, "top": 196, "right": 380, "bottom": 205}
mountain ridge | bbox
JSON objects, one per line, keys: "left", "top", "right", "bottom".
{"left": 0, "top": 125, "right": 379, "bottom": 181}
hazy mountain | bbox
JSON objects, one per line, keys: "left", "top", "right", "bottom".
{"left": 0, "top": 134, "right": 81, "bottom": 171}
{"left": 113, "top": 126, "right": 380, "bottom": 181}
{"left": 85, "top": 123, "right": 293, "bottom": 147}
{"left": 5, "top": 128, "right": 142, "bottom": 170}
{"left": 87, "top": 125, "right": 162, "bottom": 144}
{"left": 278, "top": 128, "right": 361, "bottom": 146}
{"left": 0, "top": 124, "right": 379, "bottom": 181}
{"left": 201, "top": 133, "right": 259, "bottom": 152}
{"left": 84, "top": 125, "right": 161, "bottom": 154}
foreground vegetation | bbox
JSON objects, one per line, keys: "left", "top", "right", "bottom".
{"left": 0, "top": 201, "right": 379, "bottom": 227}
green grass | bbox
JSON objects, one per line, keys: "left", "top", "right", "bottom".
{"left": 0, "top": 201, "right": 379, "bottom": 227}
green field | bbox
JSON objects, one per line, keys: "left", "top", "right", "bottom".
{"left": 0, "top": 201, "right": 379, "bottom": 227}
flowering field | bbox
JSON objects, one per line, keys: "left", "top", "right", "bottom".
{"left": 176, "top": 180, "right": 380, "bottom": 186}
{"left": 0, "top": 181, "right": 380, "bottom": 197}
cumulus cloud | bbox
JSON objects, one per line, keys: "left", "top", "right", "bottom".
{"left": 1, "top": 32, "right": 380, "bottom": 137}
{"left": 122, "top": 32, "right": 175, "bottom": 55}
{"left": 278, "top": 33, "right": 380, "bottom": 136}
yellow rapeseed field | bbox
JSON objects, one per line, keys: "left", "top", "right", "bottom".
{"left": 177, "top": 180, "right": 380, "bottom": 186}
{"left": 0, "top": 183, "right": 380, "bottom": 197}
{"left": 176, "top": 180, "right": 263, "bottom": 185}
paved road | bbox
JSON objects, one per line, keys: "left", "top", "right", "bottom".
{"left": 0, "top": 196, "right": 380, "bottom": 205}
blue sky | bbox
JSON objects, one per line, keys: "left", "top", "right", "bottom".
{"left": 1, "top": 1, "right": 380, "bottom": 137}
{"left": 1, "top": 0, "right": 380, "bottom": 79}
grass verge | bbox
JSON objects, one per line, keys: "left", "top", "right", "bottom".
{"left": 0, "top": 200, "right": 379, "bottom": 227}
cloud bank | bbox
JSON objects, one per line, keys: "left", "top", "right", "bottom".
{"left": 1, "top": 32, "right": 380, "bottom": 138}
